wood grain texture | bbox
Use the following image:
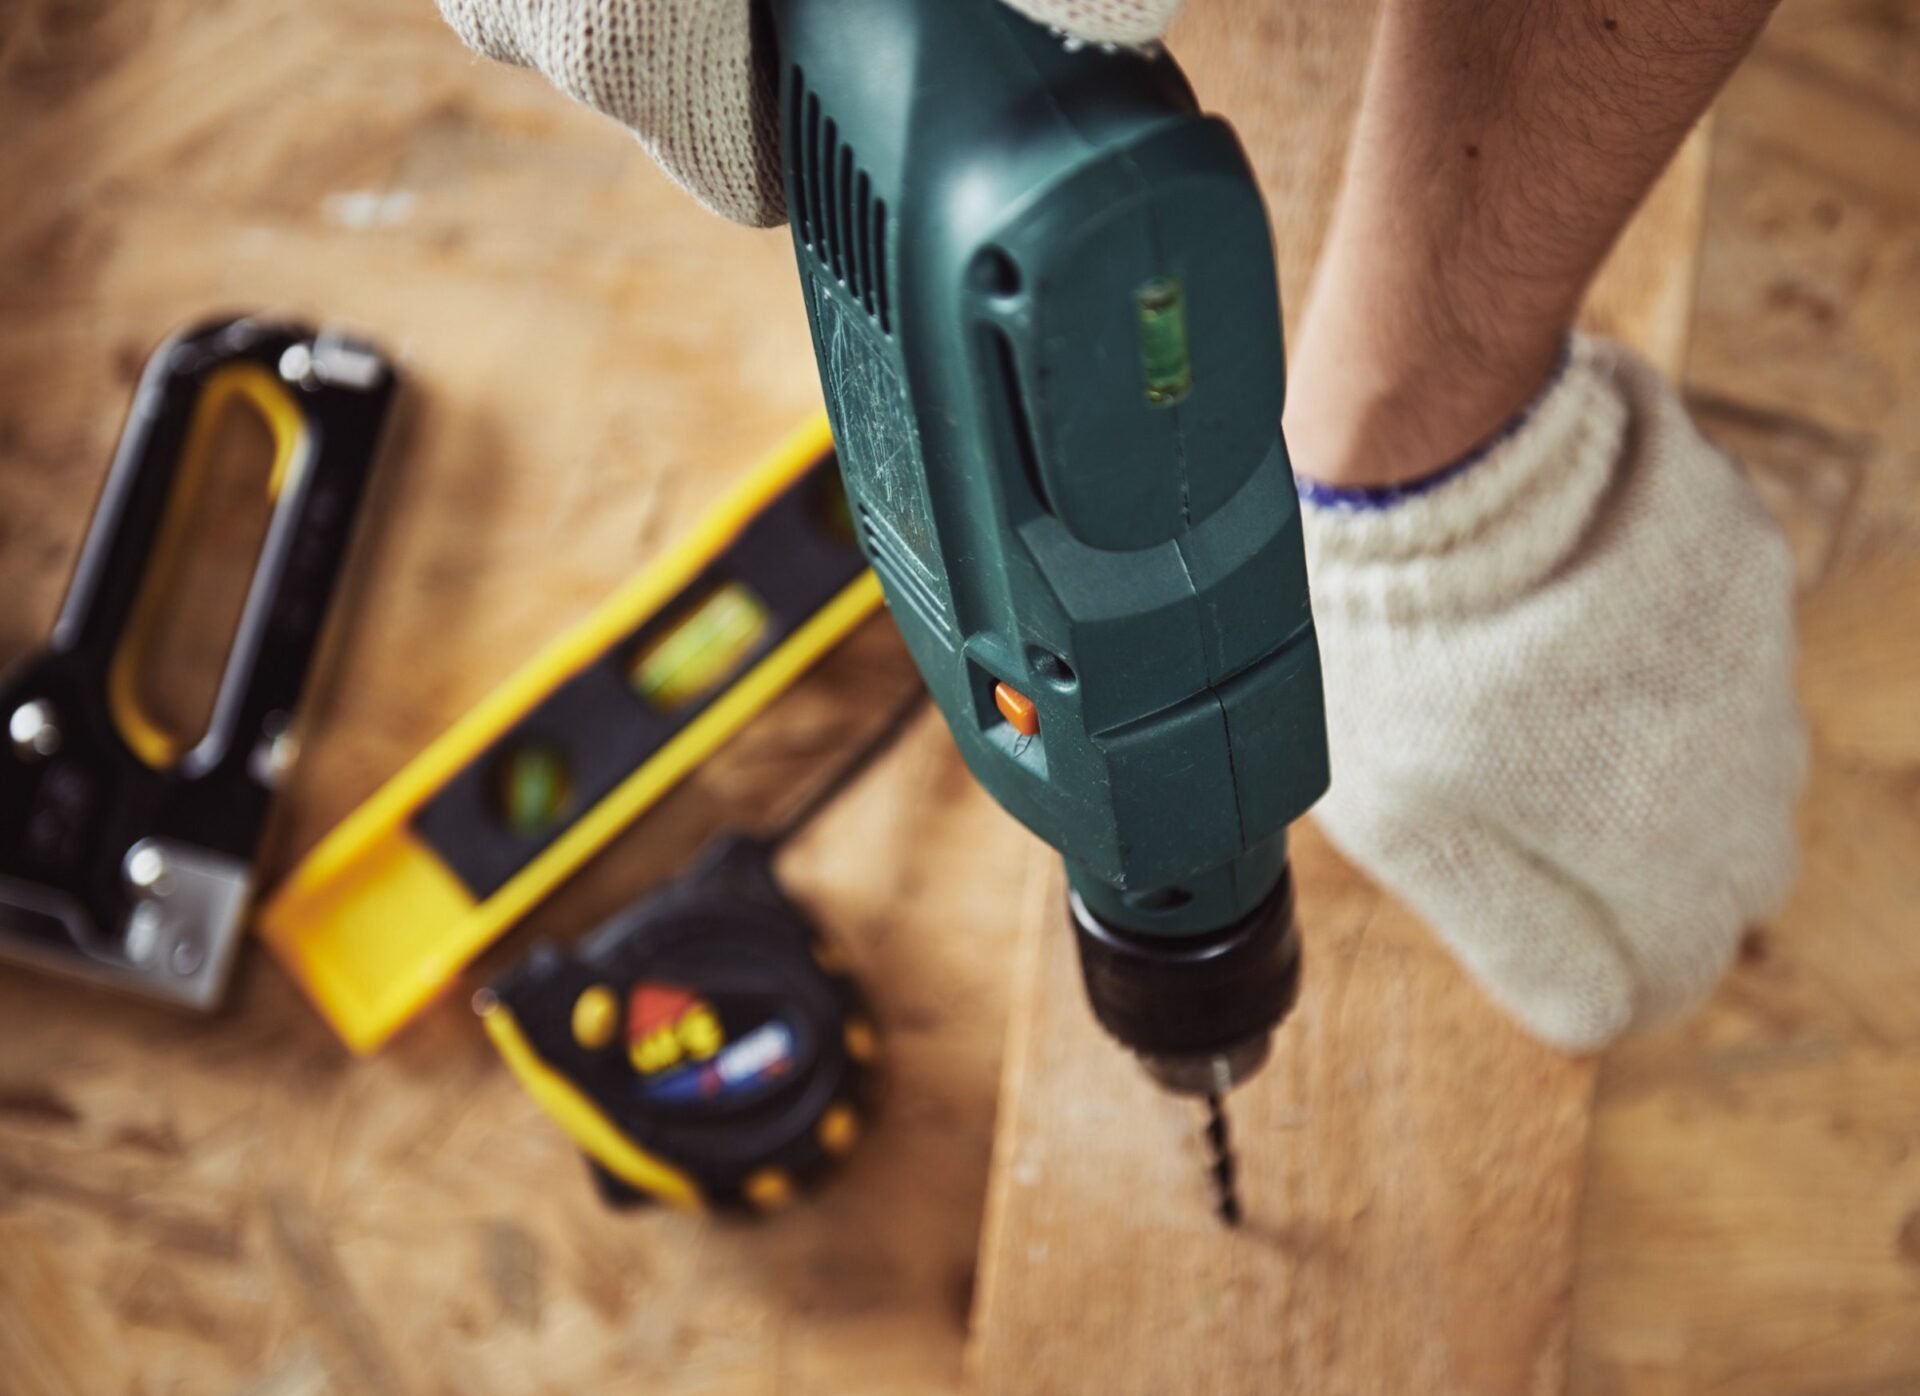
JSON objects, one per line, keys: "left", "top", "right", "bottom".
{"left": 970, "top": 828, "right": 1595, "bottom": 1396}
{"left": 967, "top": 5, "right": 1712, "bottom": 1393}
{"left": 3, "top": 0, "right": 1915, "bottom": 1393}
{"left": 1569, "top": 3, "right": 1920, "bottom": 1390}
{"left": 0, "top": 3, "right": 1044, "bottom": 1392}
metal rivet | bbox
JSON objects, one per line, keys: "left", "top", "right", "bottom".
{"left": 248, "top": 729, "right": 299, "bottom": 789}
{"left": 278, "top": 342, "right": 316, "bottom": 387}
{"left": 170, "top": 936, "right": 204, "bottom": 977}
{"left": 126, "top": 844, "right": 171, "bottom": 894}
{"left": 125, "top": 902, "right": 165, "bottom": 963}
{"left": 310, "top": 333, "right": 385, "bottom": 391}
{"left": 9, "top": 700, "right": 61, "bottom": 760}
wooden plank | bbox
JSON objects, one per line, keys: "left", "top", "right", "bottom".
{"left": 968, "top": 5, "right": 1712, "bottom": 1392}
{"left": 1569, "top": 4, "right": 1920, "bottom": 1388}
{"left": 971, "top": 829, "right": 1596, "bottom": 1395}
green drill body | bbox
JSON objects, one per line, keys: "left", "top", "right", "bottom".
{"left": 769, "top": 0, "right": 1328, "bottom": 1095}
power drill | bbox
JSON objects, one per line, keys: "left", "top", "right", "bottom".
{"left": 769, "top": 0, "right": 1328, "bottom": 1212}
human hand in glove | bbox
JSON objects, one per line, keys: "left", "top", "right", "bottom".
{"left": 1300, "top": 339, "right": 1805, "bottom": 1052}
{"left": 436, "top": 0, "right": 1185, "bottom": 225}
{"left": 1285, "top": 0, "right": 1799, "bottom": 1050}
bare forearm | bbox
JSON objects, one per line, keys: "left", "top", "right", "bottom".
{"left": 1286, "top": 0, "right": 1780, "bottom": 487}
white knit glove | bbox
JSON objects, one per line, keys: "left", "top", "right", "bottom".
{"left": 1301, "top": 337, "right": 1806, "bottom": 1051}
{"left": 437, "top": 0, "right": 1186, "bottom": 225}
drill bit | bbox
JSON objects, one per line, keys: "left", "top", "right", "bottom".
{"left": 1203, "top": 1091, "right": 1242, "bottom": 1226}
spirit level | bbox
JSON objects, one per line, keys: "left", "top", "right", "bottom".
{"left": 258, "top": 416, "right": 882, "bottom": 1052}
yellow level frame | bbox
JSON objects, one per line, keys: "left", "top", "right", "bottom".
{"left": 258, "top": 414, "right": 882, "bottom": 1053}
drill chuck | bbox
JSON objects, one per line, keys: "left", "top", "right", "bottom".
{"left": 1069, "top": 868, "right": 1301, "bottom": 1097}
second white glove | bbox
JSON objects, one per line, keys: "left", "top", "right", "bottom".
{"left": 437, "top": 0, "right": 1186, "bottom": 226}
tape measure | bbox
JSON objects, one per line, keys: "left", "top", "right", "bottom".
{"left": 478, "top": 689, "right": 926, "bottom": 1212}
{"left": 478, "top": 834, "right": 877, "bottom": 1212}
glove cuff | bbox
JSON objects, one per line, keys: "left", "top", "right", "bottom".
{"left": 997, "top": 1, "right": 1185, "bottom": 46}
{"left": 1299, "top": 335, "right": 1628, "bottom": 622}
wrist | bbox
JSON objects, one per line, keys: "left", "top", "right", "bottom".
{"left": 1293, "top": 340, "right": 1573, "bottom": 511}
{"left": 1298, "top": 336, "right": 1626, "bottom": 621}
{"left": 1282, "top": 188, "right": 1578, "bottom": 490}
{"left": 1284, "top": 296, "right": 1570, "bottom": 491}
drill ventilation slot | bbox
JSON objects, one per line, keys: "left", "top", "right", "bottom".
{"left": 854, "top": 502, "right": 952, "bottom": 644}
{"left": 788, "top": 67, "right": 891, "bottom": 333}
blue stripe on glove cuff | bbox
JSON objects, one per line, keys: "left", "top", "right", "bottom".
{"left": 1293, "top": 339, "right": 1575, "bottom": 512}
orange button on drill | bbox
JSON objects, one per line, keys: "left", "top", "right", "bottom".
{"left": 994, "top": 681, "right": 1039, "bottom": 737}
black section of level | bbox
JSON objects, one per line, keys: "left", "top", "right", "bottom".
{"left": 411, "top": 453, "right": 864, "bottom": 901}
